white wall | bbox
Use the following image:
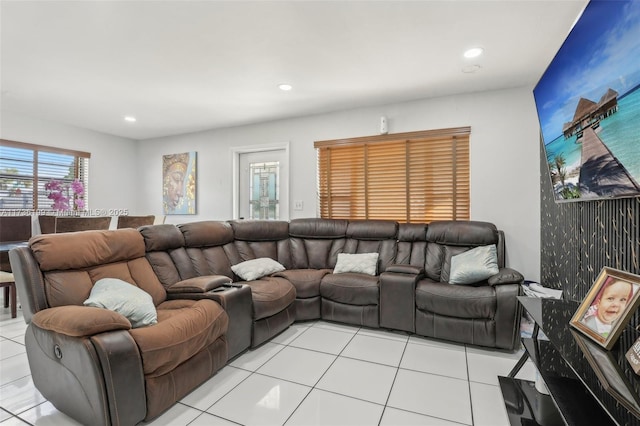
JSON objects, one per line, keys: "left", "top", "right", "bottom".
{"left": 138, "top": 86, "right": 541, "bottom": 281}
{"left": 0, "top": 110, "right": 140, "bottom": 224}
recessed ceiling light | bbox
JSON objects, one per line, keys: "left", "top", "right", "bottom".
{"left": 463, "top": 47, "right": 484, "bottom": 59}
{"left": 124, "top": 116, "right": 137, "bottom": 122}
{"left": 278, "top": 84, "right": 293, "bottom": 91}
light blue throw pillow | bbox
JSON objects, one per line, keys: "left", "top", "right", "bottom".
{"left": 449, "top": 245, "right": 499, "bottom": 285}
{"left": 84, "top": 278, "right": 157, "bottom": 328}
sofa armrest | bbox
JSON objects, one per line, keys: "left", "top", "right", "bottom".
{"left": 166, "top": 275, "right": 232, "bottom": 294}
{"left": 32, "top": 306, "right": 131, "bottom": 337}
{"left": 494, "top": 283, "right": 523, "bottom": 350}
{"left": 488, "top": 267, "right": 524, "bottom": 286}
{"left": 26, "top": 322, "right": 146, "bottom": 425}
{"left": 385, "top": 264, "right": 425, "bottom": 275}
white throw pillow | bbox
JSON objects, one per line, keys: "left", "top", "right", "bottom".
{"left": 83, "top": 278, "right": 157, "bottom": 328}
{"left": 333, "top": 253, "right": 379, "bottom": 276}
{"left": 449, "top": 245, "right": 499, "bottom": 285}
{"left": 231, "top": 257, "right": 286, "bottom": 281}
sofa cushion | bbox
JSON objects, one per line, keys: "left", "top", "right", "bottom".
{"left": 449, "top": 245, "right": 498, "bottom": 285}
{"left": 128, "top": 299, "right": 228, "bottom": 378}
{"left": 230, "top": 220, "right": 290, "bottom": 241}
{"left": 426, "top": 221, "right": 498, "bottom": 246}
{"left": 83, "top": 278, "right": 157, "bottom": 328}
{"left": 231, "top": 258, "right": 286, "bottom": 281}
{"left": 415, "top": 280, "right": 496, "bottom": 319}
{"left": 333, "top": 253, "right": 379, "bottom": 275}
{"left": 179, "top": 221, "right": 234, "bottom": 247}
{"left": 245, "top": 277, "right": 296, "bottom": 320}
{"left": 273, "top": 269, "right": 331, "bottom": 298}
{"left": 289, "top": 218, "right": 348, "bottom": 238}
{"left": 31, "top": 229, "right": 145, "bottom": 271}
{"left": 320, "top": 273, "right": 379, "bottom": 305}
{"left": 289, "top": 238, "right": 346, "bottom": 270}
{"left": 346, "top": 220, "right": 398, "bottom": 240}
{"left": 140, "top": 224, "right": 185, "bottom": 252}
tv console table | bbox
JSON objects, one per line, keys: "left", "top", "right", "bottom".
{"left": 499, "top": 296, "right": 640, "bottom": 426}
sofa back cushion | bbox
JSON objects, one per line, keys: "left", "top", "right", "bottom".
{"left": 288, "top": 218, "right": 347, "bottom": 269}
{"left": 180, "top": 221, "right": 236, "bottom": 278}
{"left": 423, "top": 221, "right": 501, "bottom": 282}
{"left": 228, "top": 220, "right": 291, "bottom": 268}
{"left": 29, "top": 229, "right": 166, "bottom": 308}
{"left": 343, "top": 220, "right": 398, "bottom": 273}
{"left": 140, "top": 224, "right": 188, "bottom": 286}
{"left": 395, "top": 223, "right": 428, "bottom": 267}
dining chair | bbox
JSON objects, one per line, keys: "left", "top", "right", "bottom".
{"left": 37, "top": 215, "right": 57, "bottom": 234}
{"left": 116, "top": 215, "right": 155, "bottom": 229}
{"left": 0, "top": 215, "right": 32, "bottom": 318}
{"left": 54, "top": 216, "right": 111, "bottom": 233}
{"left": 0, "top": 272, "right": 17, "bottom": 318}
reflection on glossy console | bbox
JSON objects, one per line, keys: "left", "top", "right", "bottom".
{"left": 518, "top": 297, "right": 640, "bottom": 426}
{"left": 499, "top": 376, "right": 564, "bottom": 426}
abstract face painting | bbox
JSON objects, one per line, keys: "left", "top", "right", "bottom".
{"left": 162, "top": 152, "right": 196, "bottom": 214}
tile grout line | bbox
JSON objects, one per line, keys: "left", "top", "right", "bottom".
{"left": 465, "top": 344, "right": 475, "bottom": 426}
{"left": 377, "top": 334, "right": 410, "bottom": 426}
{"left": 280, "top": 322, "right": 363, "bottom": 425}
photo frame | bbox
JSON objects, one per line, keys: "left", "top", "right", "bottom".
{"left": 162, "top": 151, "right": 197, "bottom": 215}
{"left": 570, "top": 267, "right": 640, "bottom": 350}
{"left": 572, "top": 330, "right": 640, "bottom": 419}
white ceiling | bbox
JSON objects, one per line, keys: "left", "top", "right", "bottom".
{"left": 1, "top": 0, "right": 587, "bottom": 141}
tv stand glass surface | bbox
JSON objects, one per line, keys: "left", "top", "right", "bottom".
{"left": 498, "top": 296, "right": 640, "bottom": 426}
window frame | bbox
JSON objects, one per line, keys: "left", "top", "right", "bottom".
{"left": 0, "top": 139, "right": 91, "bottom": 212}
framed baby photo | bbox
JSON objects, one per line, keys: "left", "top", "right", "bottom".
{"left": 570, "top": 267, "right": 640, "bottom": 350}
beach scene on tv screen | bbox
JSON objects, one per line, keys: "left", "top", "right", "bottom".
{"left": 534, "top": 0, "right": 640, "bottom": 201}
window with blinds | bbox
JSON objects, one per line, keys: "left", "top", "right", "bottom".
{"left": 315, "top": 127, "right": 470, "bottom": 223}
{"left": 0, "top": 139, "right": 90, "bottom": 211}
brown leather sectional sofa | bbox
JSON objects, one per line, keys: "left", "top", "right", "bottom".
{"left": 10, "top": 218, "right": 523, "bottom": 425}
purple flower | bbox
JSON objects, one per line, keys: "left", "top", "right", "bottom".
{"left": 45, "top": 179, "right": 85, "bottom": 211}
{"left": 71, "top": 179, "right": 84, "bottom": 195}
{"left": 44, "top": 180, "right": 62, "bottom": 192}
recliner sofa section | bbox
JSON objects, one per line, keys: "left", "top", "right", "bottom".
{"left": 9, "top": 229, "right": 229, "bottom": 426}
{"left": 380, "top": 220, "right": 523, "bottom": 350}
{"left": 319, "top": 219, "right": 397, "bottom": 328}
{"left": 140, "top": 221, "right": 296, "bottom": 352}
{"left": 225, "top": 220, "right": 297, "bottom": 347}
{"left": 276, "top": 218, "right": 348, "bottom": 321}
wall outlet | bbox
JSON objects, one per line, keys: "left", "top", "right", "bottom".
{"left": 294, "top": 200, "right": 303, "bottom": 210}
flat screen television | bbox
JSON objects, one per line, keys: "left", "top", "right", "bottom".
{"left": 534, "top": 0, "right": 640, "bottom": 202}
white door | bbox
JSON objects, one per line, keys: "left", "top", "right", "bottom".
{"left": 238, "top": 149, "right": 288, "bottom": 220}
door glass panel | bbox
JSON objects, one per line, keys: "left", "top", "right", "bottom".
{"left": 249, "top": 161, "right": 279, "bottom": 219}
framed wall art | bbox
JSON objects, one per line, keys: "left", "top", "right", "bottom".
{"left": 162, "top": 151, "right": 196, "bottom": 215}
{"left": 570, "top": 267, "right": 640, "bottom": 350}
{"left": 533, "top": 0, "right": 640, "bottom": 202}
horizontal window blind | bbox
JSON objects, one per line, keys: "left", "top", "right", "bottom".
{"left": 315, "top": 127, "right": 470, "bottom": 223}
{"left": 0, "top": 139, "right": 90, "bottom": 211}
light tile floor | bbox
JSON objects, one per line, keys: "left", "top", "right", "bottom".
{"left": 0, "top": 302, "right": 538, "bottom": 425}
